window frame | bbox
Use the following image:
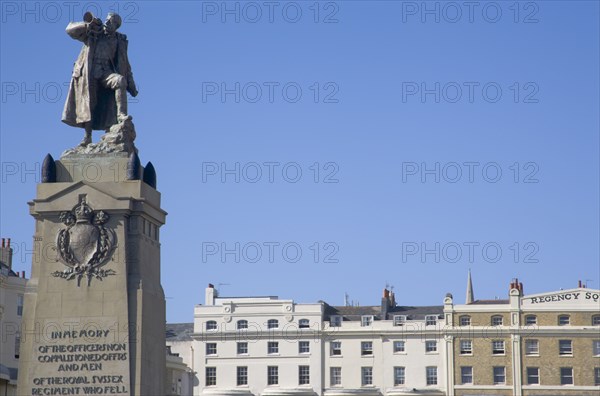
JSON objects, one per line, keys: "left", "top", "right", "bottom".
{"left": 425, "top": 315, "right": 437, "bottom": 326}
{"left": 16, "top": 294, "right": 23, "bottom": 316}
{"left": 298, "top": 319, "right": 310, "bottom": 329}
{"left": 330, "top": 341, "right": 342, "bottom": 356}
{"left": 237, "top": 320, "right": 249, "bottom": 330}
{"left": 267, "top": 341, "right": 279, "bottom": 355}
{"left": 393, "top": 315, "right": 407, "bottom": 326}
{"left": 298, "top": 365, "right": 310, "bottom": 385}
{"left": 459, "top": 315, "right": 471, "bottom": 326}
{"left": 492, "top": 340, "right": 505, "bottom": 355}
{"left": 330, "top": 315, "right": 342, "bottom": 327}
{"left": 525, "top": 339, "right": 539, "bottom": 356}
{"left": 426, "top": 366, "right": 438, "bottom": 385}
{"left": 593, "top": 315, "right": 600, "bottom": 326}
{"left": 237, "top": 342, "right": 248, "bottom": 355}
{"left": 298, "top": 341, "right": 310, "bottom": 354}
{"left": 267, "top": 366, "right": 279, "bottom": 386}
{"left": 560, "top": 367, "right": 573, "bottom": 385}
{"left": 525, "top": 315, "right": 537, "bottom": 325}
{"left": 393, "top": 340, "right": 405, "bottom": 353}
{"left": 526, "top": 367, "right": 539, "bottom": 385}
{"left": 425, "top": 340, "right": 437, "bottom": 353}
{"left": 460, "top": 339, "right": 472, "bottom": 355}
{"left": 558, "top": 315, "right": 570, "bottom": 326}
{"left": 267, "top": 319, "right": 279, "bottom": 329}
{"left": 593, "top": 340, "right": 600, "bottom": 356}
{"left": 206, "top": 320, "right": 217, "bottom": 331}
{"left": 493, "top": 366, "right": 506, "bottom": 385}
{"left": 491, "top": 315, "right": 503, "bottom": 326}
{"left": 361, "top": 341, "right": 373, "bottom": 356}
{"left": 461, "top": 366, "right": 473, "bottom": 385}
{"left": 205, "top": 367, "right": 217, "bottom": 386}
{"left": 361, "top": 367, "right": 373, "bottom": 386}
{"left": 237, "top": 366, "right": 248, "bottom": 386}
{"left": 393, "top": 366, "right": 406, "bottom": 386}
{"left": 206, "top": 342, "right": 217, "bottom": 356}
{"left": 330, "top": 367, "right": 342, "bottom": 387}
{"left": 361, "top": 315, "right": 373, "bottom": 327}
{"left": 559, "top": 339, "right": 573, "bottom": 356}
{"left": 594, "top": 367, "right": 600, "bottom": 386}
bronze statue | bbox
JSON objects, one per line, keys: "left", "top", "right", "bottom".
{"left": 62, "top": 12, "right": 138, "bottom": 147}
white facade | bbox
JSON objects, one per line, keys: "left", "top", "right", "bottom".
{"left": 167, "top": 286, "right": 447, "bottom": 396}
{"left": 322, "top": 319, "right": 446, "bottom": 395}
{"left": 0, "top": 239, "right": 27, "bottom": 396}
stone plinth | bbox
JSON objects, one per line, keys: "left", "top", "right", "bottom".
{"left": 17, "top": 153, "right": 166, "bottom": 396}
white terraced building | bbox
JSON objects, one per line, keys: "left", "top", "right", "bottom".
{"left": 167, "top": 285, "right": 447, "bottom": 396}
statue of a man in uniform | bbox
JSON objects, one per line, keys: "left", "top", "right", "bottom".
{"left": 62, "top": 12, "right": 138, "bottom": 146}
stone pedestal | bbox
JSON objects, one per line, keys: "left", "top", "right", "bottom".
{"left": 17, "top": 153, "right": 166, "bottom": 396}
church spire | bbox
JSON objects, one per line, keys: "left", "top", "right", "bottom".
{"left": 466, "top": 269, "right": 474, "bottom": 304}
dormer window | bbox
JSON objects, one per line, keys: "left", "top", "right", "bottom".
{"left": 393, "top": 315, "right": 407, "bottom": 326}
{"left": 330, "top": 316, "right": 342, "bottom": 327}
{"left": 425, "top": 315, "right": 437, "bottom": 326}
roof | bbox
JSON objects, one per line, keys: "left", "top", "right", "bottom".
{"left": 469, "top": 299, "right": 509, "bottom": 305}
{"left": 325, "top": 304, "right": 443, "bottom": 321}
{"left": 0, "top": 262, "right": 17, "bottom": 277}
{"left": 166, "top": 322, "right": 194, "bottom": 341}
{"left": 388, "top": 305, "right": 444, "bottom": 319}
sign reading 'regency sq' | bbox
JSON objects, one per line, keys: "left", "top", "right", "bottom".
{"left": 525, "top": 291, "right": 600, "bottom": 305}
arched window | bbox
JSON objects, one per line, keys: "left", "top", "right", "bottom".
{"left": 267, "top": 319, "right": 279, "bottom": 329}
{"left": 206, "top": 320, "right": 217, "bottom": 331}
{"left": 299, "top": 319, "right": 310, "bottom": 329}
{"left": 558, "top": 315, "right": 570, "bottom": 326}
{"left": 525, "top": 315, "right": 537, "bottom": 325}
{"left": 491, "top": 315, "right": 503, "bottom": 326}
{"left": 237, "top": 320, "right": 248, "bottom": 329}
{"left": 459, "top": 315, "right": 471, "bottom": 326}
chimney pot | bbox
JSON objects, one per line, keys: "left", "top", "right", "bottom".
{"left": 1, "top": 238, "right": 4, "bottom": 247}
{"left": 7, "top": 239, "right": 10, "bottom": 248}
{"left": 208, "top": 283, "right": 214, "bottom": 288}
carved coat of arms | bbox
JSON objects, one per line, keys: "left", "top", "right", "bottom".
{"left": 53, "top": 197, "right": 116, "bottom": 286}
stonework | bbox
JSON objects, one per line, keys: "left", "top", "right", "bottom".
{"left": 17, "top": 154, "right": 166, "bottom": 395}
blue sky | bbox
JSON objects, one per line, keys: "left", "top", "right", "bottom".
{"left": 1, "top": 0, "right": 599, "bottom": 323}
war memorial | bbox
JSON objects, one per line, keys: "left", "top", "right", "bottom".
{"left": 16, "top": 12, "right": 166, "bottom": 395}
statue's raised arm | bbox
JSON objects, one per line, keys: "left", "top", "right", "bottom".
{"left": 62, "top": 12, "right": 138, "bottom": 150}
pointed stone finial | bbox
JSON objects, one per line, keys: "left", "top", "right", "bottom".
{"left": 143, "top": 162, "right": 157, "bottom": 189}
{"left": 466, "top": 269, "right": 474, "bottom": 304}
{"left": 126, "top": 152, "right": 141, "bottom": 180}
{"left": 41, "top": 154, "right": 56, "bottom": 183}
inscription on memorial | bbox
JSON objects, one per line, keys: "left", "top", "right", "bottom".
{"left": 28, "top": 320, "right": 131, "bottom": 395}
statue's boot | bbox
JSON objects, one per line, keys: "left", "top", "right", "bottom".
{"left": 78, "top": 130, "right": 92, "bottom": 147}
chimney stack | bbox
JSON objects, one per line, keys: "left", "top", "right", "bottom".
{"left": 205, "top": 284, "right": 216, "bottom": 306}
{"left": 509, "top": 278, "right": 524, "bottom": 295}
{"left": 0, "top": 237, "right": 13, "bottom": 270}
